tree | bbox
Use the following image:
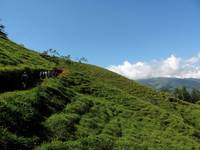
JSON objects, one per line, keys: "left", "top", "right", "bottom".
{"left": 47, "top": 48, "right": 60, "bottom": 56}
{"left": 174, "top": 88, "right": 183, "bottom": 100}
{"left": 0, "top": 24, "right": 5, "bottom": 31}
{"left": 182, "top": 87, "right": 191, "bottom": 102}
{"left": 61, "top": 54, "right": 71, "bottom": 60}
{"left": 41, "top": 49, "right": 60, "bottom": 57}
{"left": 160, "top": 87, "right": 171, "bottom": 92}
{"left": 173, "top": 87, "right": 192, "bottom": 102}
{"left": 0, "top": 20, "right": 7, "bottom": 38}
{"left": 78, "top": 57, "right": 88, "bottom": 63}
{"left": 191, "top": 89, "right": 200, "bottom": 103}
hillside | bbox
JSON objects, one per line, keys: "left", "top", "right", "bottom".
{"left": 2, "top": 38, "right": 200, "bottom": 150}
{"left": 138, "top": 77, "right": 200, "bottom": 91}
{"left": 0, "top": 39, "right": 56, "bottom": 71}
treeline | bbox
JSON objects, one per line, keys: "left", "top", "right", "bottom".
{"left": 41, "top": 48, "right": 88, "bottom": 63}
{"left": 0, "top": 20, "right": 7, "bottom": 38}
{"left": 163, "top": 87, "right": 200, "bottom": 103}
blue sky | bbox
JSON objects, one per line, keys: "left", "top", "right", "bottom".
{"left": 1, "top": 0, "right": 200, "bottom": 69}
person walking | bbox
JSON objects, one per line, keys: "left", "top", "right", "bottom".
{"left": 21, "top": 72, "right": 29, "bottom": 89}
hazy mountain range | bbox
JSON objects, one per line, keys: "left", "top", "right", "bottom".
{"left": 138, "top": 77, "right": 200, "bottom": 91}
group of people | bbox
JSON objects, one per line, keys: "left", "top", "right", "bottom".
{"left": 39, "top": 70, "right": 51, "bottom": 79}
{"left": 39, "top": 68, "right": 63, "bottom": 79}
{"left": 21, "top": 68, "right": 64, "bottom": 89}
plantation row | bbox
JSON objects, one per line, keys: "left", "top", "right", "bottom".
{"left": 2, "top": 37, "right": 200, "bottom": 149}
{"left": 36, "top": 67, "right": 200, "bottom": 149}
{"left": 0, "top": 74, "right": 74, "bottom": 149}
{"left": 0, "top": 71, "right": 125, "bottom": 149}
{"left": 2, "top": 62, "right": 200, "bottom": 149}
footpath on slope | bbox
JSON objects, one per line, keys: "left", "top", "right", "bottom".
{"left": 0, "top": 67, "right": 65, "bottom": 94}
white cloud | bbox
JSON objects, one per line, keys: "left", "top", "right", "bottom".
{"left": 107, "top": 53, "right": 200, "bottom": 79}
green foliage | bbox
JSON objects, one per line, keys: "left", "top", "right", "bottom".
{"left": 0, "top": 77, "right": 75, "bottom": 149}
{"left": 2, "top": 38, "right": 200, "bottom": 149}
{"left": 43, "top": 113, "right": 79, "bottom": 141}
{"left": 0, "top": 127, "right": 39, "bottom": 150}
{"left": 191, "top": 89, "right": 200, "bottom": 103}
{"left": 173, "top": 87, "right": 200, "bottom": 103}
{"left": 0, "top": 38, "right": 55, "bottom": 70}
{"left": 0, "top": 21, "right": 7, "bottom": 38}
{"left": 35, "top": 135, "right": 115, "bottom": 150}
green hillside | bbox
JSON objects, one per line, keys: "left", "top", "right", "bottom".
{"left": 2, "top": 38, "right": 200, "bottom": 150}
{"left": 138, "top": 77, "right": 200, "bottom": 91}
{"left": 0, "top": 38, "right": 56, "bottom": 71}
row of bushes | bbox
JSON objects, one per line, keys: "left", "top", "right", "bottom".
{"left": 43, "top": 97, "right": 94, "bottom": 141}
{"left": 35, "top": 134, "right": 115, "bottom": 150}
{"left": 0, "top": 76, "right": 76, "bottom": 149}
{"left": 35, "top": 134, "right": 148, "bottom": 150}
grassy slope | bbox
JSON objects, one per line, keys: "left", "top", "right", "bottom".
{"left": 0, "top": 38, "right": 55, "bottom": 71}
{"left": 1, "top": 38, "right": 200, "bottom": 150}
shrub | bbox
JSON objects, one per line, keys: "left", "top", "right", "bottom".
{"left": 43, "top": 113, "right": 79, "bottom": 141}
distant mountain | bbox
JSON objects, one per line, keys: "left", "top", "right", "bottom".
{"left": 138, "top": 77, "right": 200, "bottom": 91}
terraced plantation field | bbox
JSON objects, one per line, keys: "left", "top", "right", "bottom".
{"left": 1, "top": 38, "right": 200, "bottom": 150}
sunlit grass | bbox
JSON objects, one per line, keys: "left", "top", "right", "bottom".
{"left": 1, "top": 37, "right": 200, "bottom": 149}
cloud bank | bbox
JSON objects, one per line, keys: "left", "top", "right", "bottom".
{"left": 107, "top": 53, "right": 200, "bottom": 79}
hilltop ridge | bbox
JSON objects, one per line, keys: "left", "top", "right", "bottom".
{"left": 0, "top": 38, "right": 57, "bottom": 72}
